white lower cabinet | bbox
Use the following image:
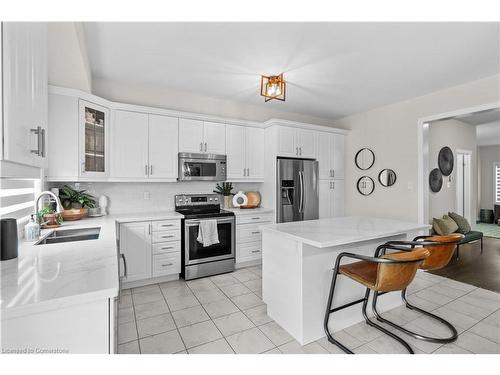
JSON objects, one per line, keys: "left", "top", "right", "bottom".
{"left": 319, "top": 179, "right": 345, "bottom": 219}
{"left": 235, "top": 212, "right": 274, "bottom": 266}
{"left": 119, "top": 219, "right": 181, "bottom": 286}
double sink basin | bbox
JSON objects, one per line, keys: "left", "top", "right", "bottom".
{"left": 35, "top": 227, "right": 101, "bottom": 245}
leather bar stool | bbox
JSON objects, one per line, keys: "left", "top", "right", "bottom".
{"left": 324, "top": 246, "right": 430, "bottom": 354}
{"left": 372, "top": 233, "right": 464, "bottom": 344}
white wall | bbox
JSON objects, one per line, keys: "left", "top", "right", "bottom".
{"left": 428, "top": 119, "right": 477, "bottom": 221}
{"left": 92, "top": 78, "right": 338, "bottom": 127}
{"left": 48, "top": 22, "right": 92, "bottom": 93}
{"left": 478, "top": 145, "right": 500, "bottom": 210}
{"left": 336, "top": 74, "right": 500, "bottom": 222}
{"left": 47, "top": 181, "right": 264, "bottom": 215}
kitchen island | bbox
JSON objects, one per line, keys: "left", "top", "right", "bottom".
{"left": 261, "top": 216, "right": 430, "bottom": 345}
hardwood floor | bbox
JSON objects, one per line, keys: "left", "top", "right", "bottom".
{"left": 429, "top": 237, "right": 500, "bottom": 292}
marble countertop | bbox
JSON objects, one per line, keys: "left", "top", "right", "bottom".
{"left": 261, "top": 216, "right": 431, "bottom": 248}
{"left": 225, "top": 207, "right": 274, "bottom": 216}
{"left": 0, "top": 211, "right": 183, "bottom": 319}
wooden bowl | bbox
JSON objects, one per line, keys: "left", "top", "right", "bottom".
{"left": 61, "top": 208, "right": 87, "bottom": 221}
{"left": 245, "top": 191, "right": 261, "bottom": 207}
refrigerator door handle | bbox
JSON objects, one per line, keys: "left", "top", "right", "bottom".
{"left": 299, "top": 171, "right": 304, "bottom": 213}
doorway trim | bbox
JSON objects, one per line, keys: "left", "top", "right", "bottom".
{"left": 417, "top": 101, "right": 500, "bottom": 224}
{"left": 455, "top": 149, "right": 473, "bottom": 225}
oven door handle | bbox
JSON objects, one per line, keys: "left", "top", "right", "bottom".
{"left": 185, "top": 218, "right": 235, "bottom": 226}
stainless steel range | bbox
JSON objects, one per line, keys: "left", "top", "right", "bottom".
{"left": 175, "top": 194, "right": 235, "bottom": 280}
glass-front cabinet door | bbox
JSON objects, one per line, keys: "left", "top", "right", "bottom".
{"left": 79, "top": 100, "right": 110, "bottom": 177}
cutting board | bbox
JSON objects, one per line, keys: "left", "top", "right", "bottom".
{"left": 245, "top": 191, "right": 261, "bottom": 207}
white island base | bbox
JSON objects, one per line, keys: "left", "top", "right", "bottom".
{"left": 261, "top": 217, "right": 430, "bottom": 345}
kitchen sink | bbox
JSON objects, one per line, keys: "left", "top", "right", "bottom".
{"left": 35, "top": 227, "right": 101, "bottom": 245}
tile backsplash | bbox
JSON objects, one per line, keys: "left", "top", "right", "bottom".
{"left": 47, "top": 181, "right": 264, "bottom": 215}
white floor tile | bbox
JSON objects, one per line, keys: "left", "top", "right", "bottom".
{"left": 166, "top": 293, "right": 200, "bottom": 312}
{"left": 178, "top": 320, "right": 223, "bottom": 348}
{"left": 433, "top": 343, "right": 473, "bottom": 354}
{"left": 258, "top": 321, "right": 294, "bottom": 346}
{"left": 188, "top": 338, "right": 235, "bottom": 354}
{"left": 433, "top": 306, "right": 481, "bottom": 331}
{"left": 220, "top": 283, "right": 252, "bottom": 298}
{"left": 468, "top": 319, "right": 500, "bottom": 344}
{"left": 366, "top": 333, "right": 412, "bottom": 354}
{"left": 203, "top": 298, "right": 239, "bottom": 319}
{"left": 454, "top": 331, "right": 500, "bottom": 354}
{"left": 230, "top": 293, "right": 263, "bottom": 310}
{"left": 278, "top": 340, "right": 329, "bottom": 354}
{"left": 132, "top": 289, "right": 165, "bottom": 306}
{"left": 210, "top": 273, "right": 240, "bottom": 287}
{"left": 171, "top": 305, "right": 211, "bottom": 328}
{"left": 193, "top": 288, "right": 227, "bottom": 304}
{"left": 118, "top": 340, "right": 140, "bottom": 354}
{"left": 118, "top": 321, "right": 138, "bottom": 344}
{"left": 414, "top": 288, "right": 455, "bottom": 306}
{"left": 213, "top": 311, "right": 255, "bottom": 336}
{"left": 352, "top": 344, "right": 377, "bottom": 354}
{"left": 187, "top": 278, "right": 217, "bottom": 292}
{"left": 318, "top": 331, "right": 363, "bottom": 352}
{"left": 134, "top": 299, "right": 169, "bottom": 320}
{"left": 118, "top": 306, "right": 135, "bottom": 324}
{"left": 444, "top": 298, "right": 494, "bottom": 320}
{"left": 262, "top": 347, "right": 282, "bottom": 354}
{"left": 243, "top": 279, "right": 262, "bottom": 292}
{"left": 243, "top": 305, "right": 273, "bottom": 326}
{"left": 132, "top": 284, "right": 160, "bottom": 295}
{"left": 136, "top": 313, "right": 176, "bottom": 338}
{"left": 139, "top": 330, "right": 185, "bottom": 354}
{"left": 232, "top": 268, "right": 260, "bottom": 283}
{"left": 118, "top": 294, "right": 133, "bottom": 308}
{"left": 343, "top": 321, "right": 383, "bottom": 343}
{"left": 226, "top": 327, "right": 275, "bottom": 354}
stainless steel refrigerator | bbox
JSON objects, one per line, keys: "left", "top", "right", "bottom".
{"left": 276, "top": 158, "right": 319, "bottom": 223}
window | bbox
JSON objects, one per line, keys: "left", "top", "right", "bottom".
{"left": 496, "top": 162, "right": 500, "bottom": 204}
{"left": 0, "top": 178, "right": 41, "bottom": 225}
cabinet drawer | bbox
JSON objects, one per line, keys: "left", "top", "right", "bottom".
{"left": 237, "top": 214, "right": 274, "bottom": 225}
{"left": 153, "top": 252, "right": 181, "bottom": 277}
{"left": 238, "top": 241, "right": 262, "bottom": 259}
{"left": 152, "top": 230, "right": 181, "bottom": 243}
{"left": 237, "top": 225, "right": 264, "bottom": 243}
{"left": 152, "top": 220, "right": 180, "bottom": 232}
{"left": 153, "top": 241, "right": 181, "bottom": 255}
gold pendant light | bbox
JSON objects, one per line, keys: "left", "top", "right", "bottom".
{"left": 260, "top": 73, "right": 286, "bottom": 102}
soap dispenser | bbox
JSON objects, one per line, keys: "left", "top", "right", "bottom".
{"left": 24, "top": 214, "right": 40, "bottom": 241}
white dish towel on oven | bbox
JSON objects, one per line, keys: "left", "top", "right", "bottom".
{"left": 197, "top": 219, "right": 220, "bottom": 247}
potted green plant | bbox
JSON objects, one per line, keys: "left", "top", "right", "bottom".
{"left": 58, "top": 185, "right": 96, "bottom": 221}
{"left": 37, "top": 207, "right": 63, "bottom": 228}
{"left": 213, "top": 182, "right": 234, "bottom": 209}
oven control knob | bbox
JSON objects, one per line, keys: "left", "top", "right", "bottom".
{"left": 214, "top": 197, "right": 218, "bottom": 201}
{"left": 209, "top": 198, "right": 213, "bottom": 201}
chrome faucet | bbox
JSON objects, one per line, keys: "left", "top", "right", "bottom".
{"left": 35, "top": 191, "right": 64, "bottom": 215}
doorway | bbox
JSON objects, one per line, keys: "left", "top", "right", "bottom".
{"left": 456, "top": 150, "right": 472, "bottom": 224}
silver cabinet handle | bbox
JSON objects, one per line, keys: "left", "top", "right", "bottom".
{"left": 204, "top": 142, "right": 207, "bottom": 152}
{"left": 161, "top": 246, "right": 174, "bottom": 250}
{"left": 121, "top": 254, "right": 128, "bottom": 278}
{"left": 299, "top": 147, "right": 302, "bottom": 156}
{"left": 251, "top": 250, "right": 261, "bottom": 253}
{"left": 145, "top": 165, "right": 148, "bottom": 176}
{"left": 30, "top": 126, "right": 43, "bottom": 156}
{"left": 251, "top": 217, "right": 261, "bottom": 220}
{"left": 332, "top": 181, "right": 335, "bottom": 189}
{"left": 161, "top": 235, "right": 174, "bottom": 239}
{"left": 243, "top": 168, "right": 246, "bottom": 176}
{"left": 150, "top": 165, "right": 153, "bottom": 175}
{"left": 251, "top": 231, "right": 260, "bottom": 234}
{"left": 161, "top": 263, "right": 173, "bottom": 267}
{"left": 161, "top": 224, "right": 174, "bottom": 227}
{"left": 332, "top": 169, "right": 335, "bottom": 178}
{"left": 200, "top": 142, "right": 203, "bottom": 151}
{"left": 296, "top": 147, "right": 298, "bottom": 156}
{"left": 329, "top": 169, "right": 332, "bottom": 177}
{"left": 247, "top": 168, "right": 249, "bottom": 176}
{"left": 40, "top": 128, "right": 46, "bottom": 157}
{"left": 148, "top": 223, "right": 151, "bottom": 235}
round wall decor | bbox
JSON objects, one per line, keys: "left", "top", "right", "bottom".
{"left": 378, "top": 169, "right": 397, "bottom": 187}
{"left": 357, "top": 176, "right": 375, "bottom": 196}
{"left": 429, "top": 168, "right": 443, "bottom": 193}
{"left": 355, "top": 148, "right": 375, "bottom": 170}
{"left": 438, "top": 146, "right": 454, "bottom": 176}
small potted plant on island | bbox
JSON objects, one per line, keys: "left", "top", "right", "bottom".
{"left": 213, "top": 182, "right": 234, "bottom": 209}
{"left": 58, "top": 185, "right": 97, "bottom": 221}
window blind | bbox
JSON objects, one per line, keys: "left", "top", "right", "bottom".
{"left": 0, "top": 178, "right": 41, "bottom": 223}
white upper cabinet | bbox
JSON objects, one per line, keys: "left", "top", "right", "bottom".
{"left": 178, "top": 118, "right": 204, "bottom": 153}
{"left": 277, "top": 127, "right": 298, "bottom": 157}
{"left": 111, "top": 111, "right": 178, "bottom": 180}
{"left": 203, "top": 121, "right": 226, "bottom": 154}
{"left": 245, "top": 127, "right": 265, "bottom": 179}
{"left": 2, "top": 22, "right": 48, "bottom": 168}
{"left": 80, "top": 100, "right": 110, "bottom": 178}
{"left": 277, "top": 126, "right": 316, "bottom": 158}
{"left": 297, "top": 129, "right": 315, "bottom": 158}
{"left": 319, "top": 179, "right": 345, "bottom": 219}
{"left": 148, "top": 115, "right": 178, "bottom": 179}
{"left": 226, "top": 125, "right": 246, "bottom": 179}
{"left": 316, "top": 132, "right": 345, "bottom": 180}
{"left": 226, "top": 125, "right": 264, "bottom": 181}
{"left": 111, "top": 110, "right": 149, "bottom": 178}
{"left": 179, "top": 119, "right": 225, "bottom": 154}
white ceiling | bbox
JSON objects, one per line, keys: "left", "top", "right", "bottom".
{"left": 83, "top": 22, "right": 500, "bottom": 120}
{"left": 451, "top": 108, "right": 500, "bottom": 146}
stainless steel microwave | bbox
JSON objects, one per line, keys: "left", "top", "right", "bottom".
{"left": 178, "top": 153, "right": 227, "bottom": 181}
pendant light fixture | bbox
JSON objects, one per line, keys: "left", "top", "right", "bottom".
{"left": 260, "top": 73, "right": 286, "bottom": 102}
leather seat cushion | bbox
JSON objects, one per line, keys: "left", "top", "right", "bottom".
{"left": 339, "top": 261, "right": 377, "bottom": 289}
